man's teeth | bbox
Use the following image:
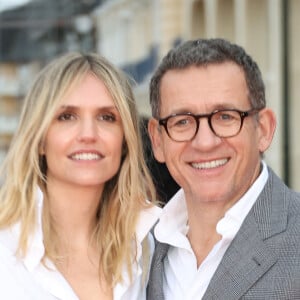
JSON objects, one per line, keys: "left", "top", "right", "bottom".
{"left": 71, "top": 153, "right": 101, "bottom": 160}
{"left": 192, "top": 158, "right": 228, "bottom": 169}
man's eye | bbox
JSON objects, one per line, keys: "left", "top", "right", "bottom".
{"left": 217, "top": 112, "right": 237, "bottom": 121}
{"left": 174, "top": 118, "right": 190, "bottom": 126}
{"left": 220, "top": 113, "right": 233, "bottom": 120}
{"left": 170, "top": 115, "right": 194, "bottom": 128}
{"left": 58, "top": 113, "right": 75, "bottom": 121}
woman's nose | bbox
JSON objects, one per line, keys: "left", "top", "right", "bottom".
{"left": 77, "top": 119, "right": 98, "bottom": 143}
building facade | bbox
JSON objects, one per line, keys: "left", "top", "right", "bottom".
{"left": 93, "top": 0, "right": 300, "bottom": 190}
{"left": 0, "top": 0, "right": 299, "bottom": 190}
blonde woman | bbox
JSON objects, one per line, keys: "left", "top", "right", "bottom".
{"left": 0, "top": 52, "right": 160, "bottom": 300}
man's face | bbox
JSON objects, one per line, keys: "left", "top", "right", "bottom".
{"left": 149, "top": 62, "right": 275, "bottom": 207}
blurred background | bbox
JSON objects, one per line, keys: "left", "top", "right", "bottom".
{"left": 0, "top": 0, "right": 299, "bottom": 195}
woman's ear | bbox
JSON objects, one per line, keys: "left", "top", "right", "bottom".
{"left": 148, "top": 118, "right": 166, "bottom": 163}
{"left": 39, "top": 154, "right": 47, "bottom": 177}
{"left": 257, "top": 108, "right": 277, "bottom": 153}
{"left": 121, "top": 139, "right": 128, "bottom": 159}
{"left": 39, "top": 142, "right": 45, "bottom": 155}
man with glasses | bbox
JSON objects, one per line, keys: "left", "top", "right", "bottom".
{"left": 147, "top": 38, "right": 300, "bottom": 299}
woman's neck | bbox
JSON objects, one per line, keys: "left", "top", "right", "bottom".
{"left": 46, "top": 180, "right": 103, "bottom": 246}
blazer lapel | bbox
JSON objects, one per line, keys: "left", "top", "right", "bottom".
{"left": 203, "top": 168, "right": 288, "bottom": 299}
{"left": 202, "top": 213, "right": 278, "bottom": 299}
{"left": 147, "top": 242, "right": 169, "bottom": 300}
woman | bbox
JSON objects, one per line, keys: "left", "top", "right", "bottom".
{"left": 0, "top": 52, "right": 160, "bottom": 299}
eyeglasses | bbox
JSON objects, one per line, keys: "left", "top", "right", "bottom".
{"left": 158, "top": 108, "right": 260, "bottom": 142}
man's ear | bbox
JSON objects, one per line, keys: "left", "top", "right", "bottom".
{"left": 257, "top": 108, "right": 277, "bottom": 153}
{"left": 148, "top": 117, "right": 166, "bottom": 163}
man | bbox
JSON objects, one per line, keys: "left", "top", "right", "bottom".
{"left": 147, "top": 38, "right": 300, "bottom": 299}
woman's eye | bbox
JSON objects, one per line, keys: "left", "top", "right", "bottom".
{"left": 57, "top": 113, "right": 76, "bottom": 121}
{"left": 98, "top": 114, "right": 116, "bottom": 122}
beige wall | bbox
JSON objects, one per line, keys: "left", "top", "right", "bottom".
{"left": 94, "top": 0, "right": 299, "bottom": 189}
{"left": 0, "top": 62, "right": 40, "bottom": 165}
{"left": 0, "top": 0, "right": 298, "bottom": 189}
{"left": 95, "top": 0, "right": 300, "bottom": 190}
{"left": 93, "top": 0, "right": 153, "bottom": 65}
{"left": 290, "top": 0, "right": 300, "bottom": 188}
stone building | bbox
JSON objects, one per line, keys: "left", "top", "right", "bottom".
{"left": 93, "top": 0, "right": 300, "bottom": 190}
{"left": 0, "top": 0, "right": 100, "bottom": 165}
{"left": 0, "top": 0, "right": 299, "bottom": 190}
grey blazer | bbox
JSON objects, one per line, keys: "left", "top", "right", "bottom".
{"left": 147, "top": 168, "right": 300, "bottom": 299}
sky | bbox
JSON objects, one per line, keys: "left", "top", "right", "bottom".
{"left": 0, "top": 0, "right": 31, "bottom": 13}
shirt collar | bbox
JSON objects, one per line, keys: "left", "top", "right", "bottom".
{"left": 155, "top": 161, "right": 268, "bottom": 245}
{"left": 135, "top": 204, "right": 162, "bottom": 244}
{"left": 113, "top": 204, "right": 162, "bottom": 299}
{"left": 1, "top": 188, "right": 162, "bottom": 272}
{"left": 0, "top": 187, "right": 45, "bottom": 271}
{"left": 154, "top": 189, "right": 189, "bottom": 246}
{"left": 21, "top": 188, "right": 45, "bottom": 271}
{"left": 134, "top": 203, "right": 162, "bottom": 273}
{"left": 31, "top": 197, "right": 161, "bottom": 273}
{"left": 216, "top": 161, "right": 268, "bottom": 239}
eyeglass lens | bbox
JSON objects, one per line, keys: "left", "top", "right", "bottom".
{"left": 166, "top": 110, "right": 243, "bottom": 141}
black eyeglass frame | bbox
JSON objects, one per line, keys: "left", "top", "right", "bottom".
{"left": 158, "top": 108, "right": 261, "bottom": 142}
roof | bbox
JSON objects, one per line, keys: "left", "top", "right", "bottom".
{"left": 0, "top": 0, "right": 103, "bottom": 62}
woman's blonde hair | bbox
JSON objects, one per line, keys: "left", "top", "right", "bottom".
{"left": 0, "top": 52, "right": 156, "bottom": 285}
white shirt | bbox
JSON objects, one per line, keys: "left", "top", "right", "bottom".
{"left": 155, "top": 161, "right": 268, "bottom": 300}
{"left": 0, "top": 189, "right": 161, "bottom": 300}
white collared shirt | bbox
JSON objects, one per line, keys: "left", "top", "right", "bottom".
{"left": 155, "top": 161, "right": 268, "bottom": 300}
{"left": 0, "top": 190, "right": 161, "bottom": 300}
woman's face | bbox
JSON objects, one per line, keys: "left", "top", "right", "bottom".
{"left": 42, "top": 73, "right": 124, "bottom": 191}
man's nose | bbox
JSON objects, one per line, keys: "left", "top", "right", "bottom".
{"left": 191, "top": 118, "right": 220, "bottom": 148}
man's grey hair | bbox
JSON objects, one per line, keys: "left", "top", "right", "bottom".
{"left": 150, "top": 38, "right": 265, "bottom": 118}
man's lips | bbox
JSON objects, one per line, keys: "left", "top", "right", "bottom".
{"left": 191, "top": 158, "right": 229, "bottom": 169}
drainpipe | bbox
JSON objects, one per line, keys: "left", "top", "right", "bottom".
{"left": 282, "top": 0, "right": 290, "bottom": 186}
